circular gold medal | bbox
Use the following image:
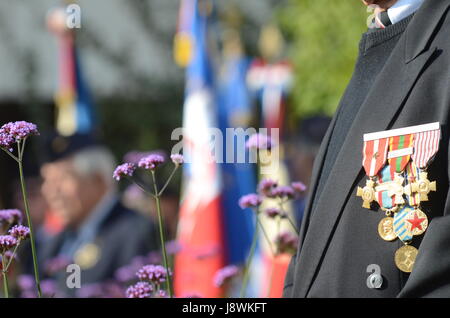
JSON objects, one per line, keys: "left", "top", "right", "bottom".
{"left": 405, "top": 209, "right": 428, "bottom": 236}
{"left": 378, "top": 217, "right": 397, "bottom": 241}
{"left": 394, "top": 245, "right": 418, "bottom": 273}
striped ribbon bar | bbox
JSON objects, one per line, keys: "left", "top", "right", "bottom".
{"left": 362, "top": 138, "right": 389, "bottom": 177}
{"left": 376, "top": 165, "right": 396, "bottom": 209}
{"left": 411, "top": 129, "right": 440, "bottom": 169}
{"left": 388, "top": 134, "right": 414, "bottom": 175}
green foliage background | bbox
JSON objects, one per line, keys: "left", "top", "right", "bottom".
{"left": 278, "top": 0, "right": 368, "bottom": 118}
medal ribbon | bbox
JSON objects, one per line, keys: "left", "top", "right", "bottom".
{"left": 411, "top": 129, "right": 440, "bottom": 169}
{"left": 388, "top": 134, "right": 414, "bottom": 175}
{"left": 405, "top": 161, "right": 421, "bottom": 206}
{"left": 376, "top": 165, "right": 395, "bottom": 209}
{"left": 362, "top": 138, "right": 389, "bottom": 177}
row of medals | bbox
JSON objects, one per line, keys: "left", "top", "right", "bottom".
{"left": 357, "top": 168, "right": 436, "bottom": 273}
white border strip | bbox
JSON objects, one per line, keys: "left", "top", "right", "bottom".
{"left": 364, "top": 122, "right": 440, "bottom": 141}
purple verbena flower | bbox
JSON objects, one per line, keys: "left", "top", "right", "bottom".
{"left": 113, "top": 163, "right": 136, "bottom": 181}
{"left": 238, "top": 193, "right": 263, "bottom": 209}
{"left": 17, "top": 274, "right": 35, "bottom": 291}
{"left": 126, "top": 281, "right": 153, "bottom": 298}
{"left": 0, "top": 132, "right": 15, "bottom": 152}
{"left": 258, "top": 178, "right": 278, "bottom": 197}
{"left": 123, "top": 151, "right": 166, "bottom": 165}
{"left": 8, "top": 224, "right": 30, "bottom": 240}
{"left": 136, "top": 264, "right": 170, "bottom": 284}
{"left": 275, "top": 232, "right": 299, "bottom": 255}
{"left": 0, "top": 235, "right": 18, "bottom": 252}
{"left": 213, "top": 265, "right": 239, "bottom": 288}
{"left": 0, "top": 209, "right": 23, "bottom": 224}
{"left": 0, "top": 121, "right": 39, "bottom": 142}
{"left": 272, "top": 186, "right": 295, "bottom": 199}
{"left": 245, "top": 133, "right": 276, "bottom": 150}
{"left": 170, "top": 153, "right": 184, "bottom": 165}
{"left": 155, "top": 289, "right": 168, "bottom": 298}
{"left": 41, "top": 279, "right": 61, "bottom": 297}
{"left": 291, "top": 181, "right": 307, "bottom": 196}
{"left": 264, "top": 207, "right": 286, "bottom": 219}
{"left": 138, "top": 154, "right": 165, "bottom": 170}
{"left": 44, "top": 256, "right": 71, "bottom": 275}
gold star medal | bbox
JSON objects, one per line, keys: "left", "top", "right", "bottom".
{"left": 405, "top": 209, "right": 428, "bottom": 236}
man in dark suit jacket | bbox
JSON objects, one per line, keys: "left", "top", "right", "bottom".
{"left": 37, "top": 135, "right": 158, "bottom": 295}
{"left": 284, "top": 0, "right": 450, "bottom": 297}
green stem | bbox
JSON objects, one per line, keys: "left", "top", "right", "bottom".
{"left": 18, "top": 141, "right": 42, "bottom": 298}
{"left": 1, "top": 149, "right": 19, "bottom": 163}
{"left": 2, "top": 255, "right": 9, "bottom": 298}
{"left": 239, "top": 218, "right": 259, "bottom": 298}
{"left": 257, "top": 217, "right": 275, "bottom": 255}
{"left": 151, "top": 170, "right": 173, "bottom": 298}
{"left": 4, "top": 242, "right": 20, "bottom": 272}
{"left": 126, "top": 177, "right": 155, "bottom": 198}
{"left": 285, "top": 216, "right": 299, "bottom": 235}
{"left": 158, "top": 165, "right": 179, "bottom": 196}
{"left": 278, "top": 201, "right": 299, "bottom": 235}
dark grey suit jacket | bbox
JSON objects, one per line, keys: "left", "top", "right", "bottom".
{"left": 283, "top": 0, "right": 450, "bottom": 298}
{"left": 38, "top": 202, "right": 158, "bottom": 293}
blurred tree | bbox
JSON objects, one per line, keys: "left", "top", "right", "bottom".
{"left": 277, "top": 0, "right": 367, "bottom": 118}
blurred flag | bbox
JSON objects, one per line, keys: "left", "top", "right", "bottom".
{"left": 174, "top": 0, "right": 225, "bottom": 297}
{"left": 217, "top": 53, "right": 256, "bottom": 275}
{"left": 48, "top": 7, "right": 97, "bottom": 136}
{"left": 247, "top": 58, "right": 294, "bottom": 297}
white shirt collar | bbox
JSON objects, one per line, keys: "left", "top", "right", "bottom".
{"left": 387, "top": 0, "right": 424, "bottom": 24}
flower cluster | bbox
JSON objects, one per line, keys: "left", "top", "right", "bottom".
{"left": 114, "top": 152, "right": 184, "bottom": 181}
{"left": 138, "top": 154, "right": 165, "bottom": 170}
{"left": 0, "top": 209, "right": 23, "bottom": 225}
{"left": 275, "top": 232, "right": 298, "bottom": 255}
{"left": 258, "top": 179, "right": 278, "bottom": 197}
{"left": 0, "top": 121, "right": 39, "bottom": 152}
{"left": 170, "top": 153, "right": 184, "bottom": 166}
{"left": 213, "top": 265, "right": 239, "bottom": 288}
{"left": 256, "top": 179, "right": 306, "bottom": 200}
{"left": 126, "top": 281, "right": 153, "bottom": 298}
{"left": 264, "top": 207, "right": 286, "bottom": 219}
{"left": 125, "top": 264, "right": 171, "bottom": 298}
{"left": 44, "top": 256, "right": 71, "bottom": 276}
{"left": 0, "top": 235, "right": 18, "bottom": 253}
{"left": 8, "top": 224, "right": 30, "bottom": 240}
{"left": 136, "top": 264, "right": 169, "bottom": 284}
{"left": 238, "top": 193, "right": 263, "bottom": 209}
{"left": 113, "top": 163, "right": 136, "bottom": 181}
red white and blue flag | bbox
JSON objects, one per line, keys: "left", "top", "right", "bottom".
{"left": 174, "top": 0, "right": 225, "bottom": 298}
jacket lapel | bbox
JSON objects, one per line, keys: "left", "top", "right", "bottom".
{"left": 294, "top": 0, "right": 449, "bottom": 297}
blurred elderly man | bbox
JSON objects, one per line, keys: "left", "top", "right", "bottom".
{"left": 39, "top": 134, "right": 158, "bottom": 293}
